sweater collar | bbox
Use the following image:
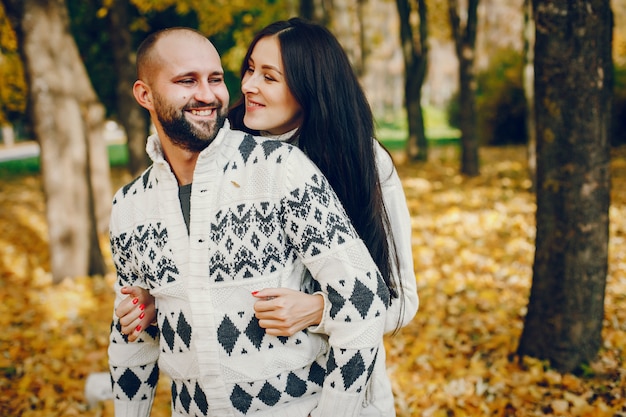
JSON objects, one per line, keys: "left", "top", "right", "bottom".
{"left": 260, "top": 127, "right": 299, "bottom": 144}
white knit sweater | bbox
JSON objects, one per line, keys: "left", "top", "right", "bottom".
{"left": 108, "top": 122, "right": 390, "bottom": 417}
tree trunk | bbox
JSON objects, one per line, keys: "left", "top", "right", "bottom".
{"left": 449, "top": 0, "right": 480, "bottom": 176}
{"left": 107, "top": 0, "right": 149, "bottom": 178}
{"left": 3, "top": 0, "right": 109, "bottom": 281}
{"left": 518, "top": 0, "right": 612, "bottom": 373}
{"left": 523, "top": 0, "right": 536, "bottom": 190}
{"left": 1, "top": 124, "right": 15, "bottom": 146}
{"left": 396, "top": 0, "right": 429, "bottom": 162}
{"left": 325, "top": 0, "right": 364, "bottom": 76}
{"left": 300, "top": 0, "right": 331, "bottom": 25}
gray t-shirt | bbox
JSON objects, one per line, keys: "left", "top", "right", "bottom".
{"left": 179, "top": 183, "right": 192, "bottom": 235}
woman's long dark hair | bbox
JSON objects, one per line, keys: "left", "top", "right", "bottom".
{"left": 229, "top": 18, "right": 404, "bottom": 322}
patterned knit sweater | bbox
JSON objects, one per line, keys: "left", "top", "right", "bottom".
{"left": 108, "top": 122, "right": 390, "bottom": 417}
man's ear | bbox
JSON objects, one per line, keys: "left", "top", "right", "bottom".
{"left": 133, "top": 80, "right": 153, "bottom": 110}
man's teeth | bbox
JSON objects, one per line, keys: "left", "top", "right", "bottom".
{"left": 190, "top": 109, "right": 214, "bottom": 116}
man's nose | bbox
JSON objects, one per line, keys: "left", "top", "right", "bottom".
{"left": 196, "top": 80, "right": 217, "bottom": 102}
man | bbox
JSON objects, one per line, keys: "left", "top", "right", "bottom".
{"left": 108, "top": 27, "right": 389, "bottom": 417}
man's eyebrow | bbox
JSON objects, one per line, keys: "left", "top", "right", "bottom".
{"left": 173, "top": 70, "right": 224, "bottom": 78}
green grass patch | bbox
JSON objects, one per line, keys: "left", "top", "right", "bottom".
{"left": 376, "top": 107, "right": 460, "bottom": 150}
{"left": 0, "top": 143, "right": 129, "bottom": 178}
{"left": 0, "top": 156, "right": 41, "bottom": 178}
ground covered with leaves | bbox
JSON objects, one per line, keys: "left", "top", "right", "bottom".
{"left": 0, "top": 145, "right": 625, "bottom": 416}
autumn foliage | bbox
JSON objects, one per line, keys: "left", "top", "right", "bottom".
{"left": 1, "top": 145, "right": 625, "bottom": 416}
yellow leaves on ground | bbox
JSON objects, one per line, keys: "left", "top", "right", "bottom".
{"left": 1, "top": 145, "right": 625, "bottom": 416}
{"left": 387, "top": 146, "right": 626, "bottom": 417}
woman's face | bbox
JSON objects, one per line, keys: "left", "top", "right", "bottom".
{"left": 241, "top": 36, "right": 303, "bottom": 135}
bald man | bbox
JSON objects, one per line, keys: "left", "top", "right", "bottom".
{"left": 108, "top": 27, "right": 389, "bottom": 417}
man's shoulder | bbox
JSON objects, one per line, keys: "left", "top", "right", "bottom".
{"left": 113, "top": 165, "right": 155, "bottom": 203}
{"left": 227, "top": 130, "right": 300, "bottom": 165}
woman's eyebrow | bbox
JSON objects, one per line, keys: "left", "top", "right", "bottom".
{"left": 260, "top": 64, "right": 283, "bottom": 75}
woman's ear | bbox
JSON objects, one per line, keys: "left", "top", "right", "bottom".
{"left": 133, "top": 80, "right": 153, "bottom": 110}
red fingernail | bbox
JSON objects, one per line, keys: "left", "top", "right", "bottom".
{"left": 251, "top": 291, "right": 259, "bottom": 295}
{"left": 139, "top": 312, "right": 145, "bottom": 319}
{"left": 136, "top": 325, "right": 142, "bottom": 332}
{"left": 139, "top": 304, "right": 145, "bottom": 311}
{"left": 132, "top": 298, "right": 139, "bottom": 305}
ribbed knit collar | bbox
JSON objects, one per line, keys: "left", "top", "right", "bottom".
{"left": 260, "top": 127, "right": 299, "bottom": 144}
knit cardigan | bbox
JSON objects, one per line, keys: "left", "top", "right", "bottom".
{"left": 108, "top": 122, "right": 390, "bottom": 417}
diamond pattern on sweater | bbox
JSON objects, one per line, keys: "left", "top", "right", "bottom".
{"left": 258, "top": 382, "right": 281, "bottom": 406}
{"left": 162, "top": 316, "right": 175, "bottom": 351}
{"left": 326, "top": 348, "right": 337, "bottom": 375}
{"left": 340, "top": 351, "right": 366, "bottom": 389}
{"left": 376, "top": 273, "right": 391, "bottom": 308}
{"left": 308, "top": 361, "right": 326, "bottom": 387}
{"left": 218, "top": 316, "right": 241, "bottom": 355}
{"left": 193, "top": 382, "right": 209, "bottom": 415}
{"left": 177, "top": 313, "right": 192, "bottom": 348}
{"left": 238, "top": 134, "right": 256, "bottom": 164}
{"left": 261, "top": 139, "right": 283, "bottom": 157}
{"left": 350, "top": 279, "right": 375, "bottom": 319}
{"left": 229, "top": 363, "right": 323, "bottom": 414}
{"left": 111, "top": 361, "right": 159, "bottom": 402}
{"left": 171, "top": 380, "right": 210, "bottom": 416}
{"left": 285, "top": 372, "right": 307, "bottom": 397}
{"left": 326, "top": 286, "right": 346, "bottom": 319}
{"left": 231, "top": 384, "right": 253, "bottom": 414}
{"left": 244, "top": 316, "right": 265, "bottom": 350}
{"left": 161, "top": 311, "right": 192, "bottom": 353}
{"left": 180, "top": 383, "right": 192, "bottom": 413}
{"left": 118, "top": 369, "right": 141, "bottom": 400}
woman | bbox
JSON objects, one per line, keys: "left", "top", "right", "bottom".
{"left": 116, "top": 17, "right": 417, "bottom": 416}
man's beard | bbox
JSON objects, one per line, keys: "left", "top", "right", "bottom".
{"left": 154, "top": 94, "right": 228, "bottom": 152}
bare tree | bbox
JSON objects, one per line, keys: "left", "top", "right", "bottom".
{"left": 106, "top": 0, "right": 150, "bottom": 177}
{"left": 3, "top": 0, "right": 109, "bottom": 282}
{"left": 518, "top": 0, "right": 612, "bottom": 373}
{"left": 396, "top": 0, "right": 429, "bottom": 162}
{"left": 449, "top": 0, "right": 480, "bottom": 176}
{"left": 523, "top": 0, "right": 536, "bottom": 189}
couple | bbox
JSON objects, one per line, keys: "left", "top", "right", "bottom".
{"left": 108, "top": 18, "right": 418, "bottom": 417}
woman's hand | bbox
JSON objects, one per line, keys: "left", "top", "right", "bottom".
{"left": 115, "top": 286, "right": 156, "bottom": 342}
{"left": 252, "top": 288, "right": 324, "bottom": 336}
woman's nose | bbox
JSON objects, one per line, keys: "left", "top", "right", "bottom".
{"left": 241, "top": 73, "right": 258, "bottom": 94}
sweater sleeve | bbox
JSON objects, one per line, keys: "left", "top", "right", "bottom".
{"left": 108, "top": 211, "right": 160, "bottom": 417}
{"left": 281, "top": 151, "right": 390, "bottom": 417}
{"left": 376, "top": 143, "right": 419, "bottom": 332}
{"left": 308, "top": 142, "right": 418, "bottom": 337}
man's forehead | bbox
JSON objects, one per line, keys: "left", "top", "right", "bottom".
{"left": 153, "top": 32, "right": 223, "bottom": 75}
